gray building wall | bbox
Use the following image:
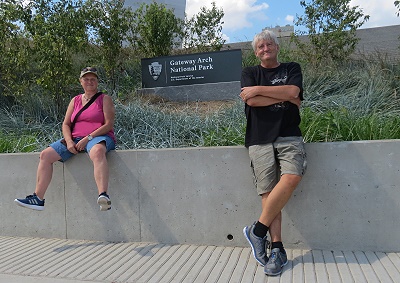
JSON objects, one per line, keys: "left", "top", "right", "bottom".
{"left": 354, "top": 24, "right": 400, "bottom": 59}
{"left": 225, "top": 24, "right": 400, "bottom": 60}
{"left": 124, "top": 0, "right": 186, "bottom": 20}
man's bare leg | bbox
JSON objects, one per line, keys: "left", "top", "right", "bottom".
{"left": 259, "top": 174, "right": 301, "bottom": 227}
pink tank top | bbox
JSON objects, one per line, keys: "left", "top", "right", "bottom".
{"left": 71, "top": 93, "right": 116, "bottom": 142}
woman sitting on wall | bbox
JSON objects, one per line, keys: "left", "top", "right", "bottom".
{"left": 14, "top": 67, "right": 116, "bottom": 211}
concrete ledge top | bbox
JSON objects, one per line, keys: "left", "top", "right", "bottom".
{"left": 1, "top": 236, "right": 399, "bottom": 283}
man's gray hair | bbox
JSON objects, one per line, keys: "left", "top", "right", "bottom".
{"left": 251, "top": 30, "right": 280, "bottom": 51}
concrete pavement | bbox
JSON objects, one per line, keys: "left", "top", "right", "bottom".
{"left": 1, "top": 236, "right": 399, "bottom": 282}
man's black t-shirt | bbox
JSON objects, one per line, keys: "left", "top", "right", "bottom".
{"left": 241, "top": 62, "right": 304, "bottom": 147}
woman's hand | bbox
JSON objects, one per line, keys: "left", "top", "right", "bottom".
{"left": 75, "top": 138, "right": 89, "bottom": 152}
{"left": 66, "top": 140, "right": 79, "bottom": 154}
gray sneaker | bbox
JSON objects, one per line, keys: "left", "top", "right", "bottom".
{"left": 97, "top": 193, "right": 111, "bottom": 211}
{"left": 264, "top": 247, "right": 288, "bottom": 276}
{"left": 243, "top": 223, "right": 269, "bottom": 266}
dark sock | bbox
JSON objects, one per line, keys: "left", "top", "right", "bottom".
{"left": 253, "top": 221, "right": 269, "bottom": 238}
{"left": 271, "top": 241, "right": 286, "bottom": 254}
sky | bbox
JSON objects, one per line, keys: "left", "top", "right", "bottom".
{"left": 185, "top": 0, "right": 400, "bottom": 43}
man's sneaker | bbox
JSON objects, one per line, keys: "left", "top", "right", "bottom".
{"left": 264, "top": 248, "right": 288, "bottom": 276}
{"left": 97, "top": 192, "right": 111, "bottom": 211}
{"left": 14, "top": 193, "right": 45, "bottom": 211}
{"left": 243, "top": 223, "right": 269, "bottom": 266}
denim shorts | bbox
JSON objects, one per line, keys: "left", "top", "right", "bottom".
{"left": 50, "top": 135, "right": 115, "bottom": 162}
{"left": 248, "top": 136, "right": 307, "bottom": 195}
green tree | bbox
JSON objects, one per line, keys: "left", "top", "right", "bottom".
{"left": 131, "top": 1, "right": 183, "bottom": 58}
{"left": 21, "top": 0, "right": 88, "bottom": 111}
{"left": 0, "top": 0, "right": 28, "bottom": 98}
{"left": 183, "top": 2, "right": 225, "bottom": 53}
{"left": 292, "top": 0, "right": 369, "bottom": 64}
{"left": 84, "top": 0, "right": 134, "bottom": 94}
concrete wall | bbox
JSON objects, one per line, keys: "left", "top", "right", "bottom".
{"left": 2, "top": 140, "right": 400, "bottom": 252}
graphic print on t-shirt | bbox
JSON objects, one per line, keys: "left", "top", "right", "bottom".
{"left": 268, "top": 67, "right": 290, "bottom": 111}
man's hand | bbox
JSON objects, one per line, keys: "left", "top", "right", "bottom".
{"left": 240, "top": 86, "right": 259, "bottom": 102}
{"left": 289, "top": 97, "right": 301, "bottom": 108}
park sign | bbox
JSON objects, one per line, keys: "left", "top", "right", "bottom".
{"left": 141, "top": 49, "right": 242, "bottom": 88}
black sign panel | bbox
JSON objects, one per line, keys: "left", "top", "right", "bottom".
{"left": 141, "top": 49, "right": 242, "bottom": 88}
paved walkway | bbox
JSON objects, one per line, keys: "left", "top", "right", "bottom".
{"left": 0, "top": 236, "right": 399, "bottom": 282}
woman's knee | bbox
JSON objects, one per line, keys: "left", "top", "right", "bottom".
{"left": 89, "top": 144, "right": 107, "bottom": 161}
{"left": 39, "top": 147, "right": 60, "bottom": 163}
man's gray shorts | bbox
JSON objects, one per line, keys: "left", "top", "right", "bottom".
{"left": 248, "top": 136, "right": 307, "bottom": 195}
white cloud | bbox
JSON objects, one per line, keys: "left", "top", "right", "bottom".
{"left": 285, "top": 15, "right": 294, "bottom": 23}
{"left": 186, "top": 0, "right": 269, "bottom": 31}
{"left": 222, "top": 33, "right": 230, "bottom": 43}
{"left": 350, "top": 0, "right": 399, "bottom": 28}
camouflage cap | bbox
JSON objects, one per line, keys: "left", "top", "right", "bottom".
{"left": 80, "top": 67, "right": 99, "bottom": 78}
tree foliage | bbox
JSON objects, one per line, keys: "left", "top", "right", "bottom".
{"left": 292, "top": 0, "right": 369, "bottom": 63}
{"left": 0, "top": 0, "right": 227, "bottom": 108}
{"left": 20, "top": 0, "right": 88, "bottom": 111}
{"left": 183, "top": 2, "right": 225, "bottom": 53}
{"left": 395, "top": 1, "right": 400, "bottom": 17}
{"left": 85, "top": 0, "right": 134, "bottom": 93}
{"left": 0, "top": 0, "right": 28, "bottom": 97}
{"left": 131, "top": 1, "right": 184, "bottom": 58}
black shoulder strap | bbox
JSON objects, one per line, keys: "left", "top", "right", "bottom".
{"left": 70, "top": 92, "right": 102, "bottom": 132}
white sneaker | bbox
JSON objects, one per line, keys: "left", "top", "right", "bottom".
{"left": 97, "top": 193, "right": 111, "bottom": 211}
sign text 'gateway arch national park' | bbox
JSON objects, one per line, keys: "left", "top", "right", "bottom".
{"left": 140, "top": 49, "right": 242, "bottom": 102}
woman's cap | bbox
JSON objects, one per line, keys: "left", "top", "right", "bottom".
{"left": 80, "top": 67, "right": 98, "bottom": 78}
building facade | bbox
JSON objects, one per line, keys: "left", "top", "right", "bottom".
{"left": 124, "top": 0, "right": 186, "bottom": 20}
{"left": 263, "top": 25, "right": 295, "bottom": 37}
{"left": 224, "top": 24, "right": 400, "bottom": 60}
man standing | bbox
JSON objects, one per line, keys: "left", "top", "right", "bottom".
{"left": 240, "top": 30, "right": 307, "bottom": 276}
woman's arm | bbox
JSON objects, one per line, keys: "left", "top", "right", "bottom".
{"left": 62, "top": 98, "right": 79, "bottom": 153}
{"left": 88, "top": 95, "right": 115, "bottom": 137}
{"left": 62, "top": 99, "right": 75, "bottom": 143}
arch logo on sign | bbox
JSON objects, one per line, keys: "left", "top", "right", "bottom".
{"left": 148, "top": 62, "right": 162, "bottom": 81}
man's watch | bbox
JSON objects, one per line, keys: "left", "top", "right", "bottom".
{"left": 87, "top": 135, "right": 93, "bottom": 141}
